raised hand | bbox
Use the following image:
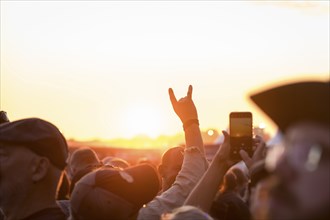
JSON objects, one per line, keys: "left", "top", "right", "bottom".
{"left": 215, "top": 130, "right": 231, "bottom": 161}
{"left": 215, "top": 130, "right": 237, "bottom": 167}
{"left": 168, "top": 85, "right": 198, "bottom": 124}
{"left": 239, "top": 135, "right": 267, "bottom": 169}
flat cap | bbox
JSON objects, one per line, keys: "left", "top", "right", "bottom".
{"left": 70, "top": 164, "right": 160, "bottom": 220}
{"left": 0, "top": 118, "right": 68, "bottom": 170}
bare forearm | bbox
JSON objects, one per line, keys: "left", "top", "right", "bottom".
{"left": 184, "top": 124, "right": 204, "bottom": 154}
{"left": 184, "top": 155, "right": 228, "bottom": 212}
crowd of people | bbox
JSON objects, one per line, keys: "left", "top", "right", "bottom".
{"left": 0, "top": 80, "right": 329, "bottom": 220}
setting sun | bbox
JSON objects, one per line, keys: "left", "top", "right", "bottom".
{"left": 121, "top": 102, "right": 164, "bottom": 138}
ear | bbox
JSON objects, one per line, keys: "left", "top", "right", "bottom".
{"left": 71, "top": 167, "right": 77, "bottom": 177}
{"left": 31, "top": 157, "right": 50, "bottom": 182}
{"left": 158, "top": 164, "right": 164, "bottom": 177}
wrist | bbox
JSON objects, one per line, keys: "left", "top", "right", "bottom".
{"left": 183, "top": 119, "right": 199, "bottom": 131}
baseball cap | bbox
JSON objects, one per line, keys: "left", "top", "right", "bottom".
{"left": 0, "top": 118, "right": 68, "bottom": 170}
{"left": 250, "top": 81, "right": 330, "bottom": 132}
{"left": 70, "top": 164, "right": 160, "bottom": 220}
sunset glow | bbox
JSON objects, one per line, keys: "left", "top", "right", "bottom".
{"left": 1, "top": 1, "right": 329, "bottom": 147}
{"left": 121, "top": 102, "right": 165, "bottom": 138}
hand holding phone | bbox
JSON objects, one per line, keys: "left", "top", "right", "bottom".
{"left": 229, "top": 112, "right": 253, "bottom": 161}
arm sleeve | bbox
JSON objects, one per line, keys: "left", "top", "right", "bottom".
{"left": 137, "top": 146, "right": 209, "bottom": 220}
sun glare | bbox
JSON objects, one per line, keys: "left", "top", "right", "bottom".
{"left": 122, "top": 103, "right": 164, "bottom": 138}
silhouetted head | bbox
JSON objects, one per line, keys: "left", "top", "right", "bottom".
{"left": 102, "top": 156, "right": 130, "bottom": 169}
{"left": 68, "top": 147, "right": 102, "bottom": 180}
{"left": 250, "top": 80, "right": 330, "bottom": 220}
{"left": 0, "top": 118, "right": 68, "bottom": 218}
{"left": 220, "top": 172, "right": 237, "bottom": 193}
{"left": 158, "top": 146, "right": 184, "bottom": 192}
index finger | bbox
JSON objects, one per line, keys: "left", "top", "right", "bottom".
{"left": 222, "top": 130, "right": 229, "bottom": 139}
{"left": 168, "top": 88, "right": 177, "bottom": 106}
{"left": 187, "top": 85, "right": 193, "bottom": 99}
{"left": 254, "top": 139, "right": 266, "bottom": 158}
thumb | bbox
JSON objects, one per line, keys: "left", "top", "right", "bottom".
{"left": 222, "top": 130, "right": 229, "bottom": 140}
{"left": 240, "top": 150, "right": 252, "bottom": 168}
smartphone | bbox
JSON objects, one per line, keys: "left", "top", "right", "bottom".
{"left": 229, "top": 112, "right": 253, "bottom": 161}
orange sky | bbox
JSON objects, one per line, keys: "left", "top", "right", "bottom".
{"left": 1, "top": 1, "right": 329, "bottom": 142}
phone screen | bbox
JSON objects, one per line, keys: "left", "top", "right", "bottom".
{"left": 230, "top": 112, "right": 253, "bottom": 160}
{"left": 230, "top": 117, "right": 252, "bottom": 138}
